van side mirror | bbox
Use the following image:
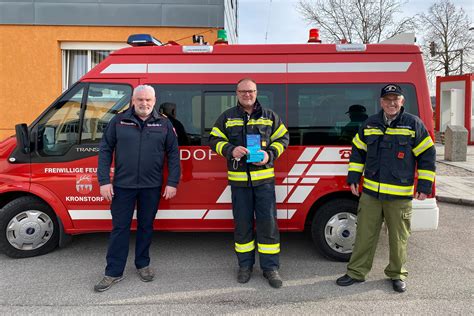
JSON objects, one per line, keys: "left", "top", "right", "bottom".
{"left": 15, "top": 123, "right": 30, "bottom": 154}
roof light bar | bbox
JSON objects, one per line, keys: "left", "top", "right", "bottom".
{"left": 127, "top": 34, "right": 162, "bottom": 47}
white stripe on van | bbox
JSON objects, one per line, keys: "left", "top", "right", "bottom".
{"left": 204, "top": 209, "right": 293, "bottom": 219}
{"left": 68, "top": 209, "right": 294, "bottom": 220}
{"left": 149, "top": 63, "right": 286, "bottom": 73}
{"left": 101, "top": 63, "right": 147, "bottom": 73}
{"left": 288, "top": 163, "right": 308, "bottom": 176}
{"left": 101, "top": 62, "right": 412, "bottom": 74}
{"left": 297, "top": 148, "right": 319, "bottom": 162}
{"left": 216, "top": 185, "right": 291, "bottom": 203}
{"left": 316, "top": 147, "right": 351, "bottom": 161}
{"left": 306, "top": 164, "right": 348, "bottom": 176}
{"left": 287, "top": 186, "right": 315, "bottom": 203}
{"left": 68, "top": 209, "right": 206, "bottom": 220}
{"left": 288, "top": 62, "right": 411, "bottom": 73}
{"left": 156, "top": 209, "right": 207, "bottom": 219}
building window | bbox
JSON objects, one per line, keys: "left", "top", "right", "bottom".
{"left": 61, "top": 42, "right": 129, "bottom": 91}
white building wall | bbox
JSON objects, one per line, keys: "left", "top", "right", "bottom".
{"left": 224, "top": 0, "right": 238, "bottom": 43}
{"left": 439, "top": 81, "right": 466, "bottom": 132}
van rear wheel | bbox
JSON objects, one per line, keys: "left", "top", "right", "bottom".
{"left": 0, "top": 196, "right": 59, "bottom": 258}
{"left": 311, "top": 199, "right": 358, "bottom": 262}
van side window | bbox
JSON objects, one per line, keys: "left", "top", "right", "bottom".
{"left": 287, "top": 84, "right": 419, "bottom": 146}
{"left": 154, "top": 84, "right": 286, "bottom": 146}
{"left": 36, "top": 85, "right": 85, "bottom": 156}
{"left": 35, "top": 83, "right": 131, "bottom": 156}
{"left": 154, "top": 85, "right": 202, "bottom": 146}
{"left": 81, "top": 84, "right": 132, "bottom": 144}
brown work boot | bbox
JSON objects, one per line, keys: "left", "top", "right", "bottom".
{"left": 94, "top": 275, "right": 124, "bottom": 292}
{"left": 137, "top": 266, "right": 155, "bottom": 282}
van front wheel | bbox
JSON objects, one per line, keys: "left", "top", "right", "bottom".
{"left": 311, "top": 199, "right": 358, "bottom": 262}
{"left": 0, "top": 196, "right": 59, "bottom": 258}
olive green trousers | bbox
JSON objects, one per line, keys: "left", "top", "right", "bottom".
{"left": 347, "top": 193, "right": 412, "bottom": 281}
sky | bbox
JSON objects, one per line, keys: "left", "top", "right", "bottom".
{"left": 238, "top": 0, "right": 474, "bottom": 44}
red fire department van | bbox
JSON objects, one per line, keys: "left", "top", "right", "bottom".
{"left": 0, "top": 33, "right": 439, "bottom": 260}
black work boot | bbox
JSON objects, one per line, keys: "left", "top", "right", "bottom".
{"left": 237, "top": 266, "right": 253, "bottom": 283}
{"left": 336, "top": 274, "right": 364, "bottom": 286}
{"left": 263, "top": 270, "right": 283, "bottom": 288}
{"left": 392, "top": 279, "right": 407, "bottom": 293}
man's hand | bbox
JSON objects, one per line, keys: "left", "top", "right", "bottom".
{"left": 350, "top": 183, "right": 359, "bottom": 197}
{"left": 163, "top": 186, "right": 177, "bottom": 200}
{"left": 100, "top": 184, "right": 114, "bottom": 202}
{"left": 415, "top": 192, "right": 427, "bottom": 200}
{"left": 232, "top": 146, "right": 249, "bottom": 160}
{"left": 252, "top": 150, "right": 269, "bottom": 166}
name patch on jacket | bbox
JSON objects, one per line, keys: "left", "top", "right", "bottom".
{"left": 120, "top": 120, "right": 137, "bottom": 126}
{"left": 147, "top": 123, "right": 163, "bottom": 127}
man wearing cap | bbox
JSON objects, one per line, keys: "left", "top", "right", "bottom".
{"left": 339, "top": 104, "right": 369, "bottom": 144}
{"left": 336, "top": 84, "right": 436, "bottom": 293}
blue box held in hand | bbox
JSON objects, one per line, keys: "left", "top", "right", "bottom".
{"left": 246, "top": 134, "right": 264, "bottom": 163}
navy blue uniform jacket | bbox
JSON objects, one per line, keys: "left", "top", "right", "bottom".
{"left": 97, "top": 107, "right": 180, "bottom": 189}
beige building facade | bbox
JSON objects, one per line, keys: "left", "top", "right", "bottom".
{"left": 0, "top": 0, "right": 238, "bottom": 140}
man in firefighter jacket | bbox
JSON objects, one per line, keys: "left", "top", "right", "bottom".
{"left": 336, "top": 84, "right": 436, "bottom": 293}
{"left": 209, "top": 78, "right": 289, "bottom": 288}
{"left": 95, "top": 85, "right": 180, "bottom": 292}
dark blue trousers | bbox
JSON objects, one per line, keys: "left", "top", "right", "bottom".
{"left": 231, "top": 183, "right": 280, "bottom": 271}
{"left": 105, "top": 186, "right": 161, "bottom": 277}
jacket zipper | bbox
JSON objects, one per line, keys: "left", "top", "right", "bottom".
{"left": 243, "top": 113, "right": 251, "bottom": 186}
{"left": 137, "top": 119, "right": 144, "bottom": 187}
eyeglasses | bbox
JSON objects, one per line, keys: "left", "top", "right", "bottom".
{"left": 382, "top": 97, "right": 402, "bottom": 103}
{"left": 237, "top": 90, "right": 257, "bottom": 95}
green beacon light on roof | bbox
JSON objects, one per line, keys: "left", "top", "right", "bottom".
{"left": 215, "top": 29, "right": 228, "bottom": 45}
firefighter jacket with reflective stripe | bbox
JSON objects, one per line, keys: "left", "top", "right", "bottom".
{"left": 209, "top": 100, "right": 289, "bottom": 187}
{"left": 347, "top": 107, "right": 436, "bottom": 200}
{"left": 98, "top": 107, "right": 180, "bottom": 189}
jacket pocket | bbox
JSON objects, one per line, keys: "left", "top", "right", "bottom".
{"left": 228, "top": 126, "right": 243, "bottom": 145}
{"left": 391, "top": 170, "right": 414, "bottom": 184}
{"left": 364, "top": 136, "right": 380, "bottom": 173}
{"left": 395, "top": 135, "right": 415, "bottom": 173}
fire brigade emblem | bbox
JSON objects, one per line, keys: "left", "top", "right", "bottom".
{"left": 385, "top": 85, "right": 397, "bottom": 92}
{"left": 76, "top": 174, "right": 93, "bottom": 194}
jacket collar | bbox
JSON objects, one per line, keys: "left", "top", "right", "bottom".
{"left": 123, "top": 106, "right": 161, "bottom": 122}
{"left": 236, "top": 98, "right": 262, "bottom": 117}
{"left": 378, "top": 106, "right": 405, "bottom": 126}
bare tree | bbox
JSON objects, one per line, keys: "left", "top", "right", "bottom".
{"left": 296, "top": 0, "right": 416, "bottom": 43}
{"left": 419, "top": 0, "right": 473, "bottom": 76}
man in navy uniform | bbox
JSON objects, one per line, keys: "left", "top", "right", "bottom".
{"left": 95, "top": 85, "right": 180, "bottom": 292}
{"left": 209, "top": 78, "right": 289, "bottom": 288}
{"left": 336, "top": 84, "right": 436, "bottom": 293}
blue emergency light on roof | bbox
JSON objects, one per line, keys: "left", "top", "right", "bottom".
{"left": 127, "top": 34, "right": 162, "bottom": 47}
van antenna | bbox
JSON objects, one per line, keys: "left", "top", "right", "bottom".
{"left": 265, "top": 0, "right": 273, "bottom": 43}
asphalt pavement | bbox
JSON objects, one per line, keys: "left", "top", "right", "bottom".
{"left": 0, "top": 202, "right": 471, "bottom": 314}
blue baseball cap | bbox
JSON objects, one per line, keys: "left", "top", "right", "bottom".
{"left": 381, "top": 84, "right": 403, "bottom": 98}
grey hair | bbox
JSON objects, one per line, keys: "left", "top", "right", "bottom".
{"left": 133, "top": 84, "right": 155, "bottom": 97}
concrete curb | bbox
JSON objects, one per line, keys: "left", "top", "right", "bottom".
{"left": 436, "top": 195, "right": 474, "bottom": 206}
{"left": 436, "top": 160, "right": 474, "bottom": 173}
